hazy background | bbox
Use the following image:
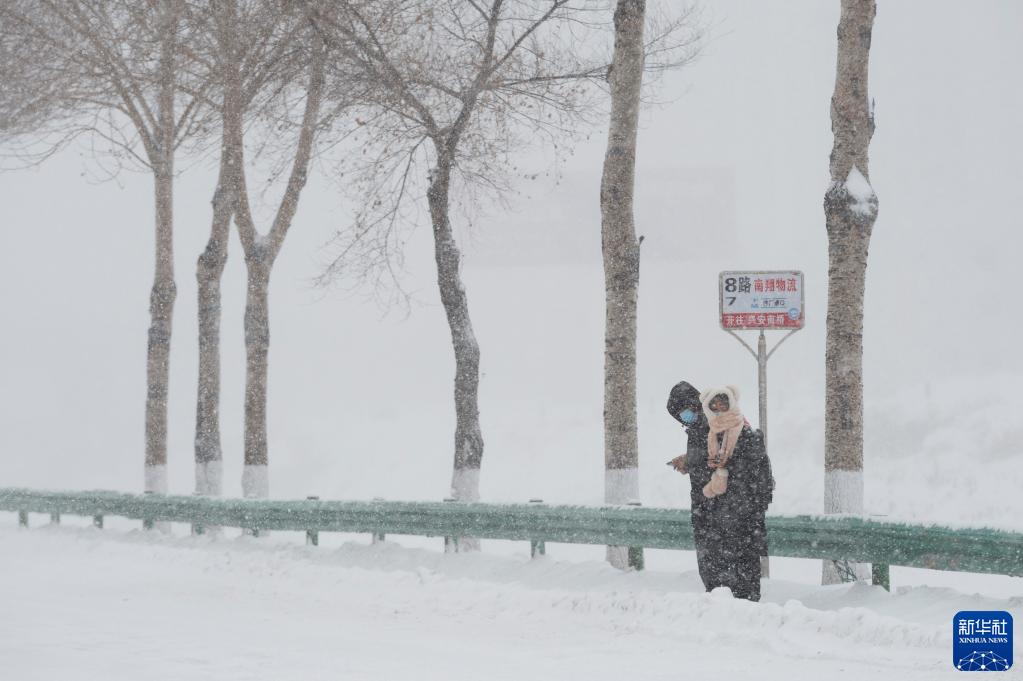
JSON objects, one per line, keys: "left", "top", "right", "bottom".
{"left": 2, "top": 1, "right": 1021, "bottom": 533}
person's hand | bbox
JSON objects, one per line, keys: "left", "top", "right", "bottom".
{"left": 669, "top": 454, "right": 688, "bottom": 474}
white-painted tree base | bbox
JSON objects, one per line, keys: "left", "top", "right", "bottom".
{"left": 144, "top": 465, "right": 168, "bottom": 495}
{"left": 193, "top": 460, "right": 224, "bottom": 535}
{"left": 449, "top": 467, "right": 481, "bottom": 552}
{"left": 195, "top": 460, "right": 223, "bottom": 497}
{"left": 824, "top": 470, "right": 863, "bottom": 514}
{"left": 450, "top": 468, "right": 480, "bottom": 502}
{"left": 242, "top": 465, "right": 269, "bottom": 499}
{"left": 143, "top": 465, "right": 170, "bottom": 532}
{"left": 606, "top": 546, "right": 629, "bottom": 569}
{"left": 605, "top": 467, "right": 639, "bottom": 569}
{"left": 822, "top": 559, "right": 870, "bottom": 584}
{"left": 445, "top": 536, "right": 480, "bottom": 553}
{"left": 822, "top": 469, "right": 869, "bottom": 584}
{"left": 604, "top": 467, "right": 639, "bottom": 506}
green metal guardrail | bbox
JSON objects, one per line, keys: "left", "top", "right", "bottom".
{"left": 3, "top": 487, "right": 1022, "bottom": 590}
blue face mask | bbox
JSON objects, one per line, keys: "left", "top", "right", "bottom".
{"left": 679, "top": 409, "right": 698, "bottom": 425}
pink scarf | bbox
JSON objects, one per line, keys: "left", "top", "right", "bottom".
{"left": 702, "top": 412, "right": 746, "bottom": 498}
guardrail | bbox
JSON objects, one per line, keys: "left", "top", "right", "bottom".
{"left": 4, "top": 487, "right": 1022, "bottom": 590}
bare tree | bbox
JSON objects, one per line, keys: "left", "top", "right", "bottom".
{"left": 310, "top": 0, "right": 602, "bottom": 535}
{"left": 208, "top": 4, "right": 329, "bottom": 498}
{"left": 600, "top": 0, "right": 645, "bottom": 569}
{"left": 187, "top": 0, "right": 311, "bottom": 497}
{"left": 822, "top": 0, "right": 879, "bottom": 584}
{"left": 310, "top": 1, "right": 699, "bottom": 542}
{"left": 0, "top": 0, "right": 207, "bottom": 495}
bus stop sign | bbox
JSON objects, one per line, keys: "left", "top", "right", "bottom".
{"left": 719, "top": 271, "right": 804, "bottom": 330}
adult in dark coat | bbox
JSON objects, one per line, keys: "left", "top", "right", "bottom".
{"left": 666, "top": 381, "right": 774, "bottom": 601}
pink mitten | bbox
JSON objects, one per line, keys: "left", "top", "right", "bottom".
{"left": 702, "top": 468, "right": 729, "bottom": 498}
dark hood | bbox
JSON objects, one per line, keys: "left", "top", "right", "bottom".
{"left": 666, "top": 380, "right": 703, "bottom": 426}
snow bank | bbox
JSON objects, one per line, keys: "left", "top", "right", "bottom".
{"left": 3, "top": 525, "right": 1018, "bottom": 680}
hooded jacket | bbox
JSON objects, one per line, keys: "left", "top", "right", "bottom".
{"left": 666, "top": 381, "right": 774, "bottom": 555}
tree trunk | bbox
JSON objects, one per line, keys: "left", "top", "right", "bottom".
{"left": 428, "top": 155, "right": 483, "bottom": 551}
{"left": 600, "top": 0, "right": 645, "bottom": 569}
{"left": 144, "top": 163, "right": 175, "bottom": 495}
{"left": 144, "top": 2, "right": 180, "bottom": 498}
{"left": 242, "top": 254, "right": 271, "bottom": 499}
{"left": 228, "top": 35, "right": 325, "bottom": 503}
{"left": 822, "top": 0, "right": 878, "bottom": 585}
{"left": 194, "top": 169, "right": 232, "bottom": 497}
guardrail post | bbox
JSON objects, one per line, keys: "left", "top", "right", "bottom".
{"left": 443, "top": 498, "right": 458, "bottom": 553}
{"left": 529, "top": 499, "right": 546, "bottom": 558}
{"left": 18, "top": 510, "right": 28, "bottom": 528}
{"left": 371, "top": 497, "right": 385, "bottom": 544}
{"left": 142, "top": 490, "right": 155, "bottom": 531}
{"left": 49, "top": 512, "right": 60, "bottom": 525}
{"left": 305, "top": 496, "right": 319, "bottom": 546}
{"left": 626, "top": 502, "right": 645, "bottom": 571}
{"left": 871, "top": 563, "right": 890, "bottom": 591}
{"left": 93, "top": 514, "right": 104, "bottom": 529}
{"left": 190, "top": 492, "right": 205, "bottom": 536}
{"left": 243, "top": 516, "right": 262, "bottom": 538}
{"left": 868, "top": 513, "right": 889, "bottom": 590}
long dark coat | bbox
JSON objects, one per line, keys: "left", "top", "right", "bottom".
{"left": 684, "top": 422, "right": 773, "bottom": 600}
{"left": 684, "top": 423, "right": 773, "bottom": 556}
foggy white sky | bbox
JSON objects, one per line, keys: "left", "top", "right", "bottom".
{"left": 1, "top": 0, "right": 1020, "bottom": 503}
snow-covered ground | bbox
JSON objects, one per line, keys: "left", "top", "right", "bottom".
{"left": 2, "top": 522, "right": 1019, "bottom": 680}
{"left": 2, "top": 1, "right": 1022, "bottom": 677}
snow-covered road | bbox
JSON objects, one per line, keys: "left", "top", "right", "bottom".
{"left": 2, "top": 524, "right": 1017, "bottom": 680}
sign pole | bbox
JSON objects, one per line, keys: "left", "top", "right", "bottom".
{"left": 756, "top": 331, "right": 769, "bottom": 580}
{"left": 758, "top": 330, "right": 768, "bottom": 445}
